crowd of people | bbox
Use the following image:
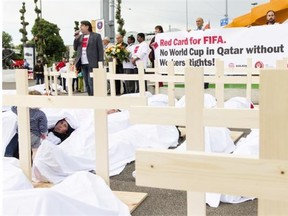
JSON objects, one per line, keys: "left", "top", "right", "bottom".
{"left": 29, "top": 10, "right": 278, "bottom": 95}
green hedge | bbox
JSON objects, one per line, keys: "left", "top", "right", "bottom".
{"left": 163, "top": 84, "right": 259, "bottom": 89}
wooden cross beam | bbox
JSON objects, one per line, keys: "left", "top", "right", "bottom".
{"left": 130, "top": 66, "right": 259, "bottom": 128}
{"left": 133, "top": 69, "right": 288, "bottom": 215}
{"left": 2, "top": 67, "right": 147, "bottom": 185}
{"left": 203, "top": 58, "right": 260, "bottom": 107}
{"left": 44, "top": 65, "right": 60, "bottom": 96}
{"left": 59, "top": 62, "right": 77, "bottom": 96}
{"left": 145, "top": 58, "right": 260, "bottom": 106}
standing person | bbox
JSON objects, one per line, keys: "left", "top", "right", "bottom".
{"left": 76, "top": 66, "right": 84, "bottom": 93}
{"left": 149, "top": 25, "right": 164, "bottom": 88}
{"left": 149, "top": 25, "right": 164, "bottom": 68}
{"left": 123, "top": 35, "right": 137, "bottom": 93}
{"left": 56, "top": 57, "right": 67, "bottom": 92}
{"left": 131, "top": 33, "right": 149, "bottom": 92}
{"left": 74, "top": 20, "right": 104, "bottom": 96}
{"left": 72, "top": 74, "right": 78, "bottom": 92}
{"left": 188, "top": 17, "right": 210, "bottom": 32}
{"left": 103, "top": 36, "right": 113, "bottom": 50}
{"left": 193, "top": 17, "right": 210, "bottom": 89}
{"left": 195, "top": 17, "right": 205, "bottom": 30}
{"left": 266, "top": 10, "right": 277, "bottom": 25}
{"left": 23, "top": 59, "right": 30, "bottom": 69}
{"left": 34, "top": 60, "right": 44, "bottom": 85}
{"left": 103, "top": 36, "right": 113, "bottom": 93}
{"left": 5, "top": 90, "right": 48, "bottom": 160}
{"left": 115, "top": 34, "right": 128, "bottom": 95}
{"left": 103, "top": 36, "right": 113, "bottom": 66}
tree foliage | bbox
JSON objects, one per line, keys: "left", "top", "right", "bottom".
{"left": 31, "top": 19, "right": 67, "bottom": 64}
{"left": 34, "top": 0, "right": 41, "bottom": 19}
{"left": 19, "top": 2, "right": 29, "bottom": 46}
{"left": 2, "top": 31, "right": 13, "bottom": 48}
{"left": 115, "top": 0, "right": 126, "bottom": 37}
{"left": 30, "top": 0, "right": 66, "bottom": 64}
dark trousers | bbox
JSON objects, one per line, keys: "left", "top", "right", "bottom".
{"left": 5, "top": 133, "right": 19, "bottom": 159}
{"left": 116, "top": 64, "right": 126, "bottom": 95}
{"left": 36, "top": 74, "right": 44, "bottom": 85}
{"left": 134, "top": 68, "right": 147, "bottom": 92}
{"left": 72, "top": 78, "right": 78, "bottom": 91}
{"left": 124, "top": 68, "right": 138, "bottom": 93}
{"left": 81, "top": 64, "right": 94, "bottom": 96}
{"left": 59, "top": 77, "right": 67, "bottom": 91}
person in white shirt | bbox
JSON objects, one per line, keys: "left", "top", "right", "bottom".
{"left": 131, "top": 33, "right": 149, "bottom": 92}
{"left": 123, "top": 35, "right": 137, "bottom": 93}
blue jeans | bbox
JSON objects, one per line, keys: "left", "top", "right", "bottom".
{"left": 81, "top": 64, "right": 94, "bottom": 96}
{"left": 36, "top": 75, "right": 44, "bottom": 85}
{"left": 5, "top": 133, "right": 19, "bottom": 159}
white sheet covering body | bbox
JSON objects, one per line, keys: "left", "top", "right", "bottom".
{"left": 176, "top": 94, "right": 236, "bottom": 154}
{"left": 3, "top": 157, "right": 33, "bottom": 191}
{"left": 2, "top": 111, "right": 18, "bottom": 152}
{"left": 207, "top": 97, "right": 256, "bottom": 207}
{"left": 175, "top": 96, "right": 257, "bottom": 207}
{"left": 3, "top": 171, "right": 131, "bottom": 216}
{"left": 30, "top": 94, "right": 179, "bottom": 183}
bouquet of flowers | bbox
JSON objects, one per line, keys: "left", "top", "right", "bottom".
{"left": 105, "top": 44, "right": 130, "bottom": 63}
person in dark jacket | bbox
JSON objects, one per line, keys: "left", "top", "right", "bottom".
{"left": 34, "top": 60, "right": 44, "bottom": 85}
{"left": 74, "top": 20, "right": 104, "bottom": 96}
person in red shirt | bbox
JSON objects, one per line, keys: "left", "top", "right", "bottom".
{"left": 56, "top": 58, "right": 67, "bottom": 91}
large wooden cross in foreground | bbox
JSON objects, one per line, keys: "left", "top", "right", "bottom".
{"left": 132, "top": 68, "right": 288, "bottom": 215}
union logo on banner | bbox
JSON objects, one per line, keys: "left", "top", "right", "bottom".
{"left": 254, "top": 61, "right": 264, "bottom": 68}
{"left": 97, "top": 21, "right": 103, "bottom": 30}
{"left": 95, "top": 19, "right": 105, "bottom": 38}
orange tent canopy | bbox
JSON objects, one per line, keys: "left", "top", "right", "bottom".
{"left": 226, "top": 0, "right": 288, "bottom": 27}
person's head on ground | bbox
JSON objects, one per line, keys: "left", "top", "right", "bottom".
{"left": 127, "top": 35, "right": 135, "bottom": 45}
{"left": 195, "top": 17, "right": 204, "bottom": 30}
{"left": 154, "top": 25, "right": 164, "bottom": 34}
{"left": 266, "top": 10, "right": 276, "bottom": 25}
{"left": 106, "top": 109, "right": 120, "bottom": 115}
{"left": 53, "top": 119, "right": 71, "bottom": 134}
{"left": 51, "top": 118, "right": 75, "bottom": 142}
{"left": 29, "top": 90, "right": 42, "bottom": 95}
{"left": 80, "top": 20, "right": 92, "bottom": 34}
{"left": 137, "top": 33, "right": 145, "bottom": 43}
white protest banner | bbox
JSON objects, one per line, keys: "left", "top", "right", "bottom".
{"left": 154, "top": 24, "right": 288, "bottom": 72}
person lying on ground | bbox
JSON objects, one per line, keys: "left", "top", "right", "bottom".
{"left": 4, "top": 90, "right": 48, "bottom": 160}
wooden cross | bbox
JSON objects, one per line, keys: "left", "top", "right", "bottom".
{"left": 130, "top": 68, "right": 288, "bottom": 215}
{"left": 2, "top": 67, "right": 147, "bottom": 185}
{"left": 44, "top": 64, "right": 60, "bottom": 96}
